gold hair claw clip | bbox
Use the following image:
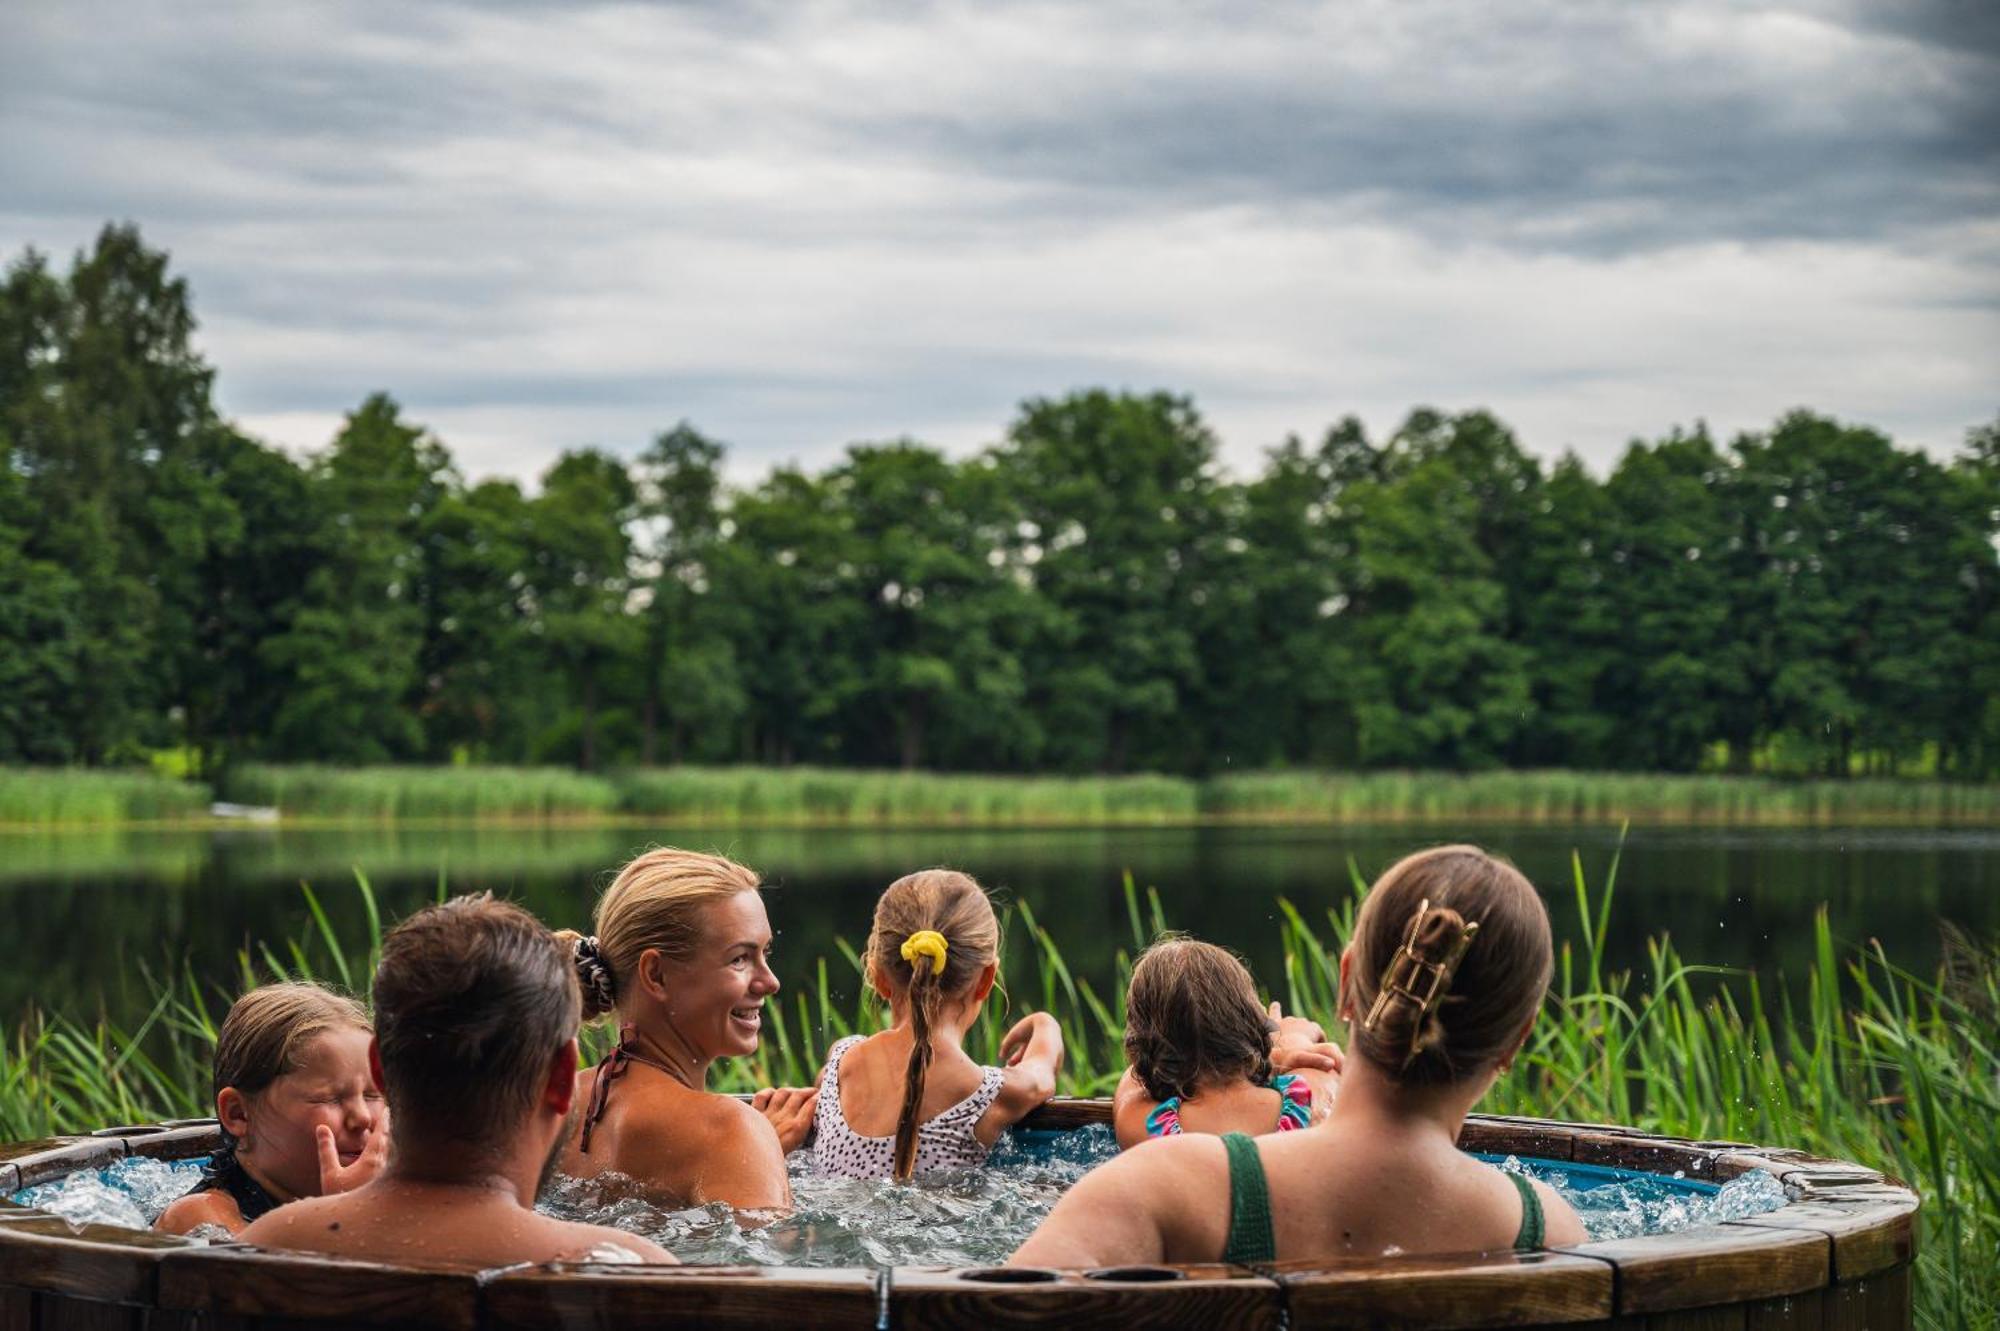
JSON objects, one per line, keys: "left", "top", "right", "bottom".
{"left": 1361, "top": 898, "right": 1481, "bottom": 1035}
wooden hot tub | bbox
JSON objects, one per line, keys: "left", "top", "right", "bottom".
{"left": 0, "top": 1102, "right": 1918, "bottom": 1329}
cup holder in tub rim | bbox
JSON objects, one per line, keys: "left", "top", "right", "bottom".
{"left": 1082, "top": 1265, "right": 1187, "bottom": 1283}
{"left": 956, "top": 1266, "right": 1063, "bottom": 1283}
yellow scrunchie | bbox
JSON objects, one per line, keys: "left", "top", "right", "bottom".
{"left": 900, "top": 929, "right": 949, "bottom": 976}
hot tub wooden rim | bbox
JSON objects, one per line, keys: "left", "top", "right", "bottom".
{"left": 0, "top": 1104, "right": 1919, "bottom": 1326}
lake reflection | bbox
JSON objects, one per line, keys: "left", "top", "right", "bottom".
{"left": 4, "top": 822, "right": 1997, "bottom": 1030}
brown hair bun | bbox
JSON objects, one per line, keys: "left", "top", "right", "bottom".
{"left": 1123, "top": 937, "right": 1273, "bottom": 1103}
{"left": 1348, "top": 846, "right": 1552, "bottom": 1086}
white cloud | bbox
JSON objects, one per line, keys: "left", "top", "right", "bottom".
{"left": 3, "top": 0, "right": 1994, "bottom": 485}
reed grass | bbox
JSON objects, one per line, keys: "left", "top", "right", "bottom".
{"left": 612, "top": 766, "right": 1201, "bottom": 825}
{"left": 222, "top": 764, "right": 621, "bottom": 821}
{"left": 0, "top": 769, "right": 211, "bottom": 826}
{"left": 1203, "top": 768, "right": 2000, "bottom": 826}
{"left": 1, "top": 863, "right": 1990, "bottom": 1326}
{"left": 7, "top": 763, "right": 1997, "bottom": 827}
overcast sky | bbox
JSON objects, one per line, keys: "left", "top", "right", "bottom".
{"left": 3, "top": 0, "right": 1996, "bottom": 485}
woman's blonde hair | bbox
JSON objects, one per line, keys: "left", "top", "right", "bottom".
{"left": 864, "top": 869, "right": 1001, "bottom": 1181}
{"left": 212, "top": 982, "right": 370, "bottom": 1154}
{"left": 1347, "top": 845, "right": 1552, "bottom": 1085}
{"left": 556, "top": 847, "right": 763, "bottom": 1020}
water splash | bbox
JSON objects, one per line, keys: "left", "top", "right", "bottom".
{"left": 12, "top": 1155, "right": 206, "bottom": 1230}
{"left": 1496, "top": 1153, "right": 1788, "bottom": 1241}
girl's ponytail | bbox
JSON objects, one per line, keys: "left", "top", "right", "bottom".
{"left": 891, "top": 929, "right": 950, "bottom": 1180}
{"left": 863, "top": 871, "right": 1000, "bottom": 1180}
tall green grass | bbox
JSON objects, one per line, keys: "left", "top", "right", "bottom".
{"left": 2, "top": 861, "right": 1989, "bottom": 1325}
{"left": 1203, "top": 769, "right": 2000, "bottom": 825}
{"left": 0, "top": 769, "right": 212, "bottom": 826}
{"left": 7, "top": 764, "right": 1997, "bottom": 827}
{"left": 223, "top": 764, "right": 621, "bottom": 821}
{"left": 613, "top": 767, "right": 1201, "bottom": 825}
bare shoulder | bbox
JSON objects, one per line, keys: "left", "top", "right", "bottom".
{"left": 556, "top": 1216, "right": 678, "bottom": 1263}
{"left": 237, "top": 1193, "right": 341, "bottom": 1249}
{"left": 1530, "top": 1177, "right": 1587, "bottom": 1247}
{"left": 156, "top": 1187, "right": 242, "bottom": 1236}
{"left": 615, "top": 1089, "right": 780, "bottom": 1179}
{"left": 1012, "top": 1134, "right": 1228, "bottom": 1267}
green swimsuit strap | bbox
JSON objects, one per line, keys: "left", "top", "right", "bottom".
{"left": 1220, "top": 1131, "right": 1276, "bottom": 1266}
{"left": 1507, "top": 1170, "right": 1545, "bottom": 1251}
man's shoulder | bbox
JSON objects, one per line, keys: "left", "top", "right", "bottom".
{"left": 236, "top": 1193, "right": 348, "bottom": 1249}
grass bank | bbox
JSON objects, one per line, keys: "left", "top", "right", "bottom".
{"left": 6, "top": 764, "right": 2000, "bottom": 828}
{"left": 2, "top": 861, "right": 1991, "bottom": 1326}
{"left": 1202, "top": 768, "right": 2000, "bottom": 825}
{"left": 0, "top": 769, "right": 212, "bottom": 826}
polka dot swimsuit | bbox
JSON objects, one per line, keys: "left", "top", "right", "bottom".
{"left": 809, "top": 1034, "right": 1006, "bottom": 1178}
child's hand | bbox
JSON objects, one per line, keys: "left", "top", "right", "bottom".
{"left": 1269, "top": 1041, "right": 1344, "bottom": 1076}
{"left": 752, "top": 1086, "right": 819, "bottom": 1154}
{"left": 1267, "top": 1000, "right": 1328, "bottom": 1050}
{"left": 1000, "top": 1012, "right": 1060, "bottom": 1067}
{"left": 314, "top": 1121, "right": 388, "bottom": 1196}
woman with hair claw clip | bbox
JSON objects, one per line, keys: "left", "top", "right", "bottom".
{"left": 1014, "top": 845, "right": 1586, "bottom": 1268}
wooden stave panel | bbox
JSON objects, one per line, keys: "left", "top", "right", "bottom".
{"left": 1459, "top": 1119, "right": 1582, "bottom": 1163}
{"left": 481, "top": 1263, "right": 882, "bottom": 1331}
{"left": 1566, "top": 1132, "right": 1717, "bottom": 1182}
{"left": 1562, "top": 1222, "right": 1828, "bottom": 1316}
{"left": 0, "top": 1286, "right": 29, "bottom": 1331}
{"left": 32, "top": 1292, "right": 148, "bottom": 1331}
{"left": 0, "top": 1211, "right": 194, "bottom": 1302}
{"left": 1730, "top": 1194, "right": 1917, "bottom": 1282}
{"left": 155, "top": 1245, "right": 482, "bottom": 1331}
{"left": 1821, "top": 1265, "right": 1911, "bottom": 1331}
{"left": 114, "top": 1125, "right": 222, "bottom": 1165}
{"left": 1269, "top": 1249, "right": 1616, "bottom": 1329}
{"left": 891, "top": 1265, "right": 1284, "bottom": 1331}
{"left": 1015, "top": 1098, "right": 1112, "bottom": 1132}
{"left": 2, "top": 1137, "right": 127, "bottom": 1188}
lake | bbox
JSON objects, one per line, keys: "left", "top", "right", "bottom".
{"left": 5, "top": 822, "right": 1998, "bottom": 1033}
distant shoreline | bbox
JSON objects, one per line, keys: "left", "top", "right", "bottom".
{"left": 5, "top": 764, "right": 1998, "bottom": 830}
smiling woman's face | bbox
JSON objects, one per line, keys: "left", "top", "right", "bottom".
{"left": 657, "top": 890, "right": 780, "bottom": 1059}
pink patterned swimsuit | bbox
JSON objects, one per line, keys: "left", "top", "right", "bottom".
{"left": 1143, "top": 1072, "right": 1313, "bottom": 1137}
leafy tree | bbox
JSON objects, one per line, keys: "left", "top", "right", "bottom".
{"left": 526, "top": 449, "right": 640, "bottom": 771}
{"left": 634, "top": 423, "right": 742, "bottom": 764}
{"left": 261, "top": 395, "right": 453, "bottom": 762}
{"left": 418, "top": 478, "right": 539, "bottom": 760}
{"left": 828, "top": 442, "right": 1043, "bottom": 770}
{"left": 1341, "top": 410, "right": 1538, "bottom": 768}
{"left": 996, "top": 391, "right": 1218, "bottom": 772}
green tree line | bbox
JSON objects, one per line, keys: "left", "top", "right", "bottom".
{"left": 4, "top": 226, "right": 1996, "bottom": 778}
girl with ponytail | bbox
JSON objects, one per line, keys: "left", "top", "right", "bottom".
{"left": 810, "top": 869, "right": 1063, "bottom": 1180}
{"left": 1015, "top": 845, "right": 1585, "bottom": 1268}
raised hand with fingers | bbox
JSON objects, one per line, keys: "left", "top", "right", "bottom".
{"left": 752, "top": 1085, "right": 820, "bottom": 1154}
{"left": 1268, "top": 999, "right": 1343, "bottom": 1075}
{"left": 315, "top": 1120, "right": 389, "bottom": 1196}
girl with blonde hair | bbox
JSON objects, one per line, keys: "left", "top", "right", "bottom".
{"left": 809, "top": 868, "right": 1064, "bottom": 1180}
{"left": 157, "top": 982, "right": 386, "bottom": 1235}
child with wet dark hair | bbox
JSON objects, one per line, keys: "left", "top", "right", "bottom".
{"left": 1112, "top": 938, "right": 1340, "bottom": 1149}
{"left": 156, "top": 982, "right": 386, "bottom": 1236}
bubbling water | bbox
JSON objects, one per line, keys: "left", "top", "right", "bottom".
{"left": 12, "top": 1155, "right": 207, "bottom": 1231}
{"left": 538, "top": 1125, "right": 1117, "bottom": 1266}
{"left": 14, "top": 1128, "right": 1786, "bottom": 1262}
